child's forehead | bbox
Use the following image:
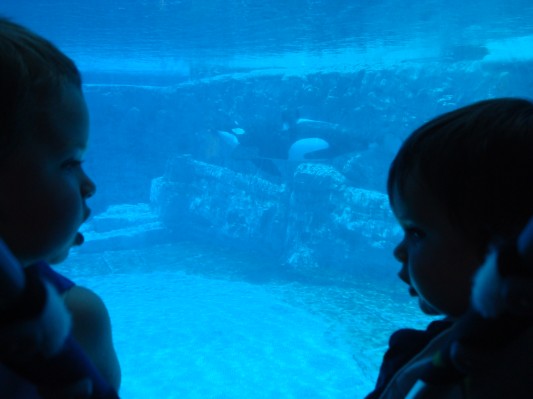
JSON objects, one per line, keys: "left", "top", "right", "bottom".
{"left": 389, "top": 171, "right": 424, "bottom": 207}
{"left": 390, "top": 174, "right": 447, "bottom": 222}
{"left": 30, "top": 85, "right": 89, "bottom": 151}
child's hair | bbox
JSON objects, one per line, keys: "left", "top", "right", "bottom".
{"left": 388, "top": 98, "right": 533, "bottom": 248}
{"left": 0, "top": 17, "right": 81, "bottom": 157}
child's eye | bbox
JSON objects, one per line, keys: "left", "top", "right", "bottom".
{"left": 405, "top": 227, "right": 425, "bottom": 240}
{"left": 62, "top": 159, "right": 83, "bottom": 170}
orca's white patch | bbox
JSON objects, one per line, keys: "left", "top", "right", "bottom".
{"left": 288, "top": 138, "right": 329, "bottom": 161}
{"left": 217, "top": 130, "right": 239, "bottom": 149}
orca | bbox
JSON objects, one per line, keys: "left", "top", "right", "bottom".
{"left": 215, "top": 112, "right": 368, "bottom": 176}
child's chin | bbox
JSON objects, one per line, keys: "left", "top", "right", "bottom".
{"left": 419, "top": 299, "right": 442, "bottom": 315}
{"left": 48, "top": 250, "right": 70, "bottom": 265}
{"left": 48, "top": 239, "right": 77, "bottom": 265}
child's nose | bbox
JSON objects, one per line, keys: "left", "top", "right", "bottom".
{"left": 393, "top": 240, "right": 407, "bottom": 263}
{"left": 398, "top": 263, "right": 410, "bottom": 285}
{"left": 81, "top": 175, "right": 97, "bottom": 199}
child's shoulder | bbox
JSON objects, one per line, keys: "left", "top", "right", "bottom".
{"left": 63, "top": 284, "right": 121, "bottom": 389}
{"left": 63, "top": 285, "right": 110, "bottom": 330}
{"left": 27, "top": 262, "right": 120, "bottom": 388}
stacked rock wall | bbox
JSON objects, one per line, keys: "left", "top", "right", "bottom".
{"left": 151, "top": 155, "right": 399, "bottom": 276}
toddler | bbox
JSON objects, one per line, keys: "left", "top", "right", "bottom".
{"left": 0, "top": 17, "right": 120, "bottom": 398}
{"left": 367, "top": 98, "right": 533, "bottom": 398}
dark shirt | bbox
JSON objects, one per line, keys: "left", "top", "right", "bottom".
{"left": 0, "top": 262, "right": 76, "bottom": 398}
{"left": 365, "top": 319, "right": 453, "bottom": 399}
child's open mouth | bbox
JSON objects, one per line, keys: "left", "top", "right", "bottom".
{"left": 74, "top": 232, "right": 85, "bottom": 246}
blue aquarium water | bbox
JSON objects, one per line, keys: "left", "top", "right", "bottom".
{"left": 3, "top": 1, "right": 533, "bottom": 397}
{"left": 58, "top": 241, "right": 430, "bottom": 398}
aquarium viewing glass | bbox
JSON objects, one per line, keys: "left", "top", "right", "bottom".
{"left": 2, "top": 1, "right": 533, "bottom": 398}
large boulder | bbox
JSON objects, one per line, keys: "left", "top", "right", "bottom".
{"left": 151, "top": 155, "right": 400, "bottom": 276}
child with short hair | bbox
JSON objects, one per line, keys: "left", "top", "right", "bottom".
{"left": 0, "top": 18, "right": 120, "bottom": 397}
{"left": 366, "top": 98, "right": 533, "bottom": 398}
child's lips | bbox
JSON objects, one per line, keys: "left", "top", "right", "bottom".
{"left": 399, "top": 272, "right": 416, "bottom": 296}
{"left": 74, "top": 232, "right": 84, "bottom": 246}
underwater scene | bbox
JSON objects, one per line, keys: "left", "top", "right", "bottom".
{"left": 3, "top": 0, "right": 533, "bottom": 397}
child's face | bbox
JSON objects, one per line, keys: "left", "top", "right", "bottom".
{"left": 0, "top": 83, "right": 96, "bottom": 266}
{"left": 390, "top": 175, "right": 483, "bottom": 318}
